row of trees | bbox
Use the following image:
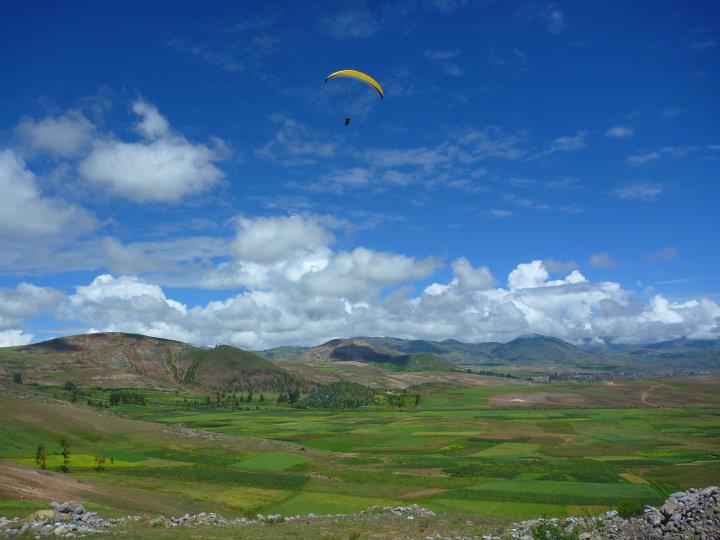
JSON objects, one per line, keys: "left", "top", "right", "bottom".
{"left": 385, "top": 392, "right": 421, "bottom": 408}
{"left": 35, "top": 440, "right": 114, "bottom": 473}
{"left": 276, "top": 388, "right": 301, "bottom": 404}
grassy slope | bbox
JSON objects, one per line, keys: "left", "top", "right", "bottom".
{"left": 0, "top": 334, "right": 293, "bottom": 390}
{"left": 2, "top": 375, "right": 719, "bottom": 525}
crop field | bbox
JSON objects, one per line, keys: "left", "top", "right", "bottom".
{"left": 1, "top": 376, "right": 719, "bottom": 524}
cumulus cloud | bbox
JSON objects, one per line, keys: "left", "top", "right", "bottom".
{"left": 4, "top": 215, "right": 718, "bottom": 349}
{"left": 15, "top": 111, "right": 95, "bottom": 157}
{"left": 0, "top": 149, "right": 97, "bottom": 239}
{"left": 79, "top": 100, "right": 224, "bottom": 202}
{"left": 0, "top": 329, "right": 34, "bottom": 347}
{"left": 543, "top": 258, "right": 578, "bottom": 274}
{"left": 0, "top": 283, "right": 64, "bottom": 334}
{"left": 50, "top": 255, "right": 719, "bottom": 349}
{"left": 452, "top": 258, "right": 495, "bottom": 290}
{"left": 233, "top": 215, "right": 333, "bottom": 263}
{"left": 508, "top": 260, "right": 549, "bottom": 289}
{"left": 589, "top": 251, "right": 617, "bottom": 269}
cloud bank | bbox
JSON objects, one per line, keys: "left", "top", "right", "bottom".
{"left": 3, "top": 215, "right": 715, "bottom": 350}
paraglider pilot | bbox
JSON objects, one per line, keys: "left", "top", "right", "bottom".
{"left": 345, "top": 117, "right": 351, "bottom": 127}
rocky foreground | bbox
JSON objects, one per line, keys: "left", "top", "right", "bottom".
{"left": 0, "top": 487, "right": 718, "bottom": 538}
{"left": 503, "top": 486, "right": 720, "bottom": 540}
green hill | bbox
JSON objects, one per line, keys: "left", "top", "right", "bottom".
{"left": 0, "top": 333, "right": 300, "bottom": 391}
{"left": 489, "top": 334, "right": 598, "bottom": 365}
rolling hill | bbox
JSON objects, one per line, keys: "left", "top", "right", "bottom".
{"left": 0, "top": 332, "right": 298, "bottom": 390}
{"left": 262, "top": 334, "right": 720, "bottom": 372}
{"left": 296, "top": 338, "right": 454, "bottom": 371}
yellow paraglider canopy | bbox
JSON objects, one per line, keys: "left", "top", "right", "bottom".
{"left": 325, "top": 69, "right": 384, "bottom": 99}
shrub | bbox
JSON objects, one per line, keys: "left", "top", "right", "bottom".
{"left": 616, "top": 499, "right": 646, "bottom": 518}
{"left": 109, "top": 390, "right": 146, "bottom": 406}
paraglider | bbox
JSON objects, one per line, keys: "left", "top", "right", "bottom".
{"left": 325, "top": 69, "right": 383, "bottom": 126}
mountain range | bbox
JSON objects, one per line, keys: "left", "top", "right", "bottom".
{"left": 261, "top": 334, "right": 720, "bottom": 371}
{"left": 1, "top": 332, "right": 718, "bottom": 391}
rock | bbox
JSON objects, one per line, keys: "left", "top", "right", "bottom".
{"left": 28, "top": 509, "right": 56, "bottom": 523}
{"left": 58, "top": 502, "right": 84, "bottom": 515}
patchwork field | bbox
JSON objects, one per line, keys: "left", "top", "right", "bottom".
{"left": 1, "top": 376, "right": 719, "bottom": 527}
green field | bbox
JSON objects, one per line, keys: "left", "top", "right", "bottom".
{"left": 1, "top": 376, "right": 719, "bottom": 526}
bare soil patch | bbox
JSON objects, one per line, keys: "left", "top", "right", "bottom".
{"left": 490, "top": 391, "right": 591, "bottom": 408}
{"left": 0, "top": 461, "right": 97, "bottom": 501}
{"left": 400, "top": 488, "right": 446, "bottom": 499}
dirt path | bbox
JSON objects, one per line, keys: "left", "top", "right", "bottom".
{"left": 640, "top": 385, "right": 661, "bottom": 407}
{"left": 0, "top": 460, "right": 98, "bottom": 501}
{"left": 399, "top": 488, "right": 446, "bottom": 499}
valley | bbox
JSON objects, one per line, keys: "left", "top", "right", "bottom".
{"left": 1, "top": 332, "right": 719, "bottom": 537}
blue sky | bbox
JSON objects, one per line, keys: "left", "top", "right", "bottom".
{"left": 0, "top": 0, "right": 718, "bottom": 348}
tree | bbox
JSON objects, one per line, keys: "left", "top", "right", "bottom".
{"left": 109, "top": 456, "right": 114, "bottom": 465}
{"left": 58, "top": 439, "right": 71, "bottom": 473}
{"left": 94, "top": 455, "right": 106, "bottom": 472}
{"left": 259, "top": 394, "right": 265, "bottom": 403}
{"left": 12, "top": 373, "right": 22, "bottom": 385}
{"left": 63, "top": 381, "right": 77, "bottom": 392}
{"left": 35, "top": 443, "right": 46, "bottom": 470}
{"left": 414, "top": 393, "right": 421, "bottom": 406}
{"left": 288, "top": 388, "right": 300, "bottom": 404}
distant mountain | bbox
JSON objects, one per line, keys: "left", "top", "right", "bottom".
{"left": 361, "top": 337, "right": 448, "bottom": 355}
{"left": 363, "top": 336, "right": 500, "bottom": 360}
{"left": 625, "top": 338, "right": 720, "bottom": 369}
{"left": 0, "top": 332, "right": 297, "bottom": 390}
{"left": 643, "top": 337, "right": 720, "bottom": 351}
{"left": 489, "top": 334, "right": 599, "bottom": 365}
{"left": 258, "top": 345, "right": 310, "bottom": 361}
{"left": 299, "top": 338, "right": 453, "bottom": 371}
{"left": 302, "top": 338, "right": 409, "bottom": 366}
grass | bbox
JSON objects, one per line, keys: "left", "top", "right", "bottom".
{"left": 0, "top": 376, "right": 718, "bottom": 523}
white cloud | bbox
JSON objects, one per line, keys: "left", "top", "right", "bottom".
{"left": 645, "top": 246, "right": 678, "bottom": 263}
{"left": 15, "top": 111, "right": 95, "bottom": 157}
{"left": 626, "top": 146, "right": 694, "bottom": 166}
{"left": 544, "top": 8, "right": 565, "bottom": 34}
{"left": 484, "top": 209, "right": 514, "bottom": 219}
{"left": 257, "top": 116, "right": 336, "bottom": 165}
{"left": 589, "top": 251, "right": 617, "bottom": 269}
{"left": 452, "top": 257, "right": 495, "bottom": 290}
{"left": 79, "top": 100, "right": 224, "bottom": 202}
{"left": 132, "top": 100, "right": 170, "bottom": 139}
{"left": 3, "top": 212, "right": 718, "bottom": 349}
{"left": 0, "top": 330, "right": 34, "bottom": 347}
{"left": 0, "top": 149, "right": 97, "bottom": 239}
{"left": 612, "top": 182, "right": 667, "bottom": 201}
{"left": 606, "top": 126, "right": 633, "bottom": 139}
{"left": 319, "top": 3, "right": 380, "bottom": 39}
{"left": 508, "top": 260, "right": 549, "bottom": 289}
{"left": 531, "top": 132, "right": 586, "bottom": 159}
{"left": 422, "top": 0, "right": 471, "bottom": 14}
{"left": 424, "top": 49, "right": 464, "bottom": 76}
{"left": 54, "top": 257, "right": 719, "bottom": 349}
{"left": 232, "top": 215, "right": 333, "bottom": 264}
{"left": 0, "top": 283, "right": 64, "bottom": 336}
{"left": 543, "top": 258, "right": 578, "bottom": 274}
